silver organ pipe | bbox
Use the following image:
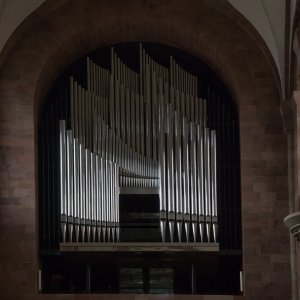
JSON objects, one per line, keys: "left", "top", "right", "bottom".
{"left": 101, "top": 157, "right": 106, "bottom": 241}
{"left": 85, "top": 148, "right": 91, "bottom": 242}
{"left": 197, "top": 123, "right": 205, "bottom": 242}
{"left": 79, "top": 143, "right": 85, "bottom": 240}
{"left": 73, "top": 138, "right": 79, "bottom": 242}
{"left": 59, "top": 120, "right": 67, "bottom": 242}
{"left": 66, "top": 130, "right": 73, "bottom": 241}
{"left": 211, "top": 130, "right": 218, "bottom": 243}
{"left": 95, "top": 154, "right": 100, "bottom": 241}
{"left": 175, "top": 110, "right": 183, "bottom": 242}
{"left": 182, "top": 118, "right": 190, "bottom": 241}
{"left": 167, "top": 103, "right": 175, "bottom": 242}
{"left": 190, "top": 123, "right": 197, "bottom": 242}
{"left": 158, "top": 80, "right": 166, "bottom": 241}
{"left": 90, "top": 152, "right": 96, "bottom": 242}
{"left": 59, "top": 45, "right": 218, "bottom": 244}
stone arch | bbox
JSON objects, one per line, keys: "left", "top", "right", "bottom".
{"left": 0, "top": 0, "right": 290, "bottom": 298}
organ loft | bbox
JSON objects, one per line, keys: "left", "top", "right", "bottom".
{"left": 38, "top": 43, "right": 242, "bottom": 294}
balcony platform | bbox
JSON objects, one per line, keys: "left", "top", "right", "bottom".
{"left": 60, "top": 242, "right": 219, "bottom": 252}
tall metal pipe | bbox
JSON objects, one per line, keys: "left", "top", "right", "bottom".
{"left": 59, "top": 120, "right": 67, "bottom": 242}
{"left": 145, "top": 58, "right": 151, "bottom": 159}
{"left": 85, "top": 148, "right": 91, "bottom": 242}
{"left": 101, "top": 157, "right": 106, "bottom": 241}
{"left": 211, "top": 130, "right": 218, "bottom": 243}
{"left": 131, "top": 91, "right": 136, "bottom": 152}
{"left": 182, "top": 118, "right": 190, "bottom": 242}
{"left": 136, "top": 93, "right": 140, "bottom": 155}
{"left": 174, "top": 111, "right": 183, "bottom": 242}
{"left": 120, "top": 85, "right": 126, "bottom": 141}
{"left": 204, "top": 127, "right": 211, "bottom": 242}
{"left": 79, "top": 143, "right": 85, "bottom": 242}
{"left": 73, "top": 137, "right": 80, "bottom": 242}
{"left": 167, "top": 104, "right": 175, "bottom": 242}
{"left": 96, "top": 154, "right": 101, "bottom": 242}
{"left": 66, "top": 130, "right": 74, "bottom": 242}
{"left": 115, "top": 163, "right": 120, "bottom": 242}
{"left": 197, "top": 123, "right": 205, "bottom": 242}
{"left": 190, "top": 123, "right": 197, "bottom": 242}
{"left": 107, "top": 160, "right": 111, "bottom": 242}
{"left": 90, "top": 152, "right": 96, "bottom": 242}
{"left": 111, "top": 161, "right": 116, "bottom": 242}
{"left": 114, "top": 79, "right": 120, "bottom": 138}
{"left": 152, "top": 70, "right": 157, "bottom": 161}
{"left": 140, "top": 95, "right": 145, "bottom": 157}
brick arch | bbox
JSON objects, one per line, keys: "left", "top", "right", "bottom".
{"left": 0, "top": 0, "right": 291, "bottom": 299}
{"left": 0, "top": 0, "right": 279, "bottom": 118}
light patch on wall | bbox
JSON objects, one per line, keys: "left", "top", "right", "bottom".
{"left": 0, "top": 0, "right": 45, "bottom": 53}
{"left": 227, "top": 0, "right": 285, "bottom": 94}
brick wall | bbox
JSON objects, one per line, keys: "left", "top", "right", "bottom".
{"left": 0, "top": 0, "right": 291, "bottom": 299}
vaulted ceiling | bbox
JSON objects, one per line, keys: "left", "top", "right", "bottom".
{"left": 0, "top": 0, "right": 297, "bottom": 97}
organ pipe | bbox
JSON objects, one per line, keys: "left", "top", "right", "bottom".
{"left": 59, "top": 45, "right": 218, "bottom": 244}
{"left": 59, "top": 120, "right": 67, "bottom": 242}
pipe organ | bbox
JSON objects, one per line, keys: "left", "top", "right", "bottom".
{"left": 58, "top": 45, "right": 218, "bottom": 244}
{"left": 39, "top": 43, "right": 242, "bottom": 294}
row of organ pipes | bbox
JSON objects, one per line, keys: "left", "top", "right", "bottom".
{"left": 59, "top": 45, "right": 218, "bottom": 244}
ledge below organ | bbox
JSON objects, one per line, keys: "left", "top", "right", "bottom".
{"left": 59, "top": 242, "right": 219, "bottom": 252}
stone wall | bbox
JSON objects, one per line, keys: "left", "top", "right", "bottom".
{"left": 0, "top": 0, "right": 291, "bottom": 299}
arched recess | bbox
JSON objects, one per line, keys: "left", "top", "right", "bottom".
{"left": 38, "top": 42, "right": 242, "bottom": 294}
{"left": 0, "top": 0, "right": 291, "bottom": 298}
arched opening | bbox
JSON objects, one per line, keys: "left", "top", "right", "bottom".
{"left": 38, "top": 42, "right": 242, "bottom": 294}
{"left": 0, "top": 0, "right": 291, "bottom": 297}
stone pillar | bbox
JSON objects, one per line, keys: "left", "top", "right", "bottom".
{"left": 284, "top": 92, "right": 300, "bottom": 300}
{"left": 289, "top": 128, "right": 299, "bottom": 300}
{"left": 293, "top": 91, "right": 300, "bottom": 299}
